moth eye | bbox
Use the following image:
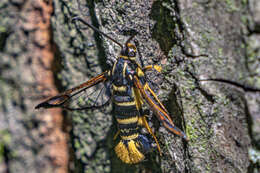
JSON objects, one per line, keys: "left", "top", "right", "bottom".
{"left": 128, "top": 48, "right": 136, "bottom": 57}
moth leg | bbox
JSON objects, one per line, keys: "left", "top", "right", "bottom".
{"left": 113, "top": 130, "right": 120, "bottom": 140}
{"left": 143, "top": 65, "right": 161, "bottom": 73}
{"left": 138, "top": 111, "right": 162, "bottom": 156}
{"left": 143, "top": 83, "right": 167, "bottom": 113}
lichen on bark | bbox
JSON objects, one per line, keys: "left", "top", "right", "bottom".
{"left": 51, "top": 0, "right": 259, "bottom": 172}
{"left": 1, "top": 0, "right": 259, "bottom": 172}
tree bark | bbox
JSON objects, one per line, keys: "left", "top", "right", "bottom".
{"left": 0, "top": 0, "right": 259, "bottom": 173}
{"left": 0, "top": 0, "right": 68, "bottom": 173}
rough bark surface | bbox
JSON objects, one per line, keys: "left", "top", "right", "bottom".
{"left": 0, "top": 0, "right": 259, "bottom": 173}
{"left": 0, "top": 0, "right": 68, "bottom": 173}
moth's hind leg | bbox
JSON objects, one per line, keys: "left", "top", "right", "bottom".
{"left": 138, "top": 109, "right": 162, "bottom": 156}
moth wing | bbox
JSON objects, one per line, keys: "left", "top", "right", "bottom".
{"left": 35, "top": 71, "right": 111, "bottom": 110}
{"left": 133, "top": 76, "right": 188, "bottom": 140}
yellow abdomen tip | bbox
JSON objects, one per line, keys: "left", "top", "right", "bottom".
{"left": 115, "top": 140, "right": 144, "bottom": 164}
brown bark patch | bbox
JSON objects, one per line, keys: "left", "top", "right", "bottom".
{"left": 23, "top": 0, "right": 69, "bottom": 172}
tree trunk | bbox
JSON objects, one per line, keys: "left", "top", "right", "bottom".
{"left": 0, "top": 0, "right": 259, "bottom": 173}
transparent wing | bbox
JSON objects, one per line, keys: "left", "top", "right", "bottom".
{"left": 65, "top": 80, "right": 111, "bottom": 110}
{"left": 35, "top": 71, "right": 111, "bottom": 111}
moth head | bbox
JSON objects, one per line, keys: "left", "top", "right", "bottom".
{"left": 125, "top": 43, "right": 137, "bottom": 57}
{"left": 121, "top": 33, "right": 138, "bottom": 57}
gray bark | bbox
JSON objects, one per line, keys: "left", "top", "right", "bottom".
{"left": 1, "top": 0, "right": 259, "bottom": 173}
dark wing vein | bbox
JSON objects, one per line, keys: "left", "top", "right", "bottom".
{"left": 63, "top": 81, "right": 112, "bottom": 111}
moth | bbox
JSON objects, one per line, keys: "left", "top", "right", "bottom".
{"left": 35, "top": 17, "right": 188, "bottom": 164}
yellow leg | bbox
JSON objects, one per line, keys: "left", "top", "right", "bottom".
{"left": 113, "top": 130, "right": 120, "bottom": 140}
{"left": 139, "top": 116, "right": 162, "bottom": 156}
{"left": 143, "top": 83, "right": 168, "bottom": 113}
{"left": 143, "top": 65, "right": 161, "bottom": 73}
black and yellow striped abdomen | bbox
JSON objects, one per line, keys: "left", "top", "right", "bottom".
{"left": 113, "top": 84, "right": 146, "bottom": 164}
{"left": 111, "top": 58, "right": 152, "bottom": 164}
{"left": 113, "top": 85, "right": 139, "bottom": 140}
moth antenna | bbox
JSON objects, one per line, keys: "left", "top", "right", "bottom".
{"left": 134, "top": 39, "right": 144, "bottom": 67}
{"left": 125, "top": 33, "right": 138, "bottom": 46}
{"left": 72, "top": 17, "right": 123, "bottom": 49}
